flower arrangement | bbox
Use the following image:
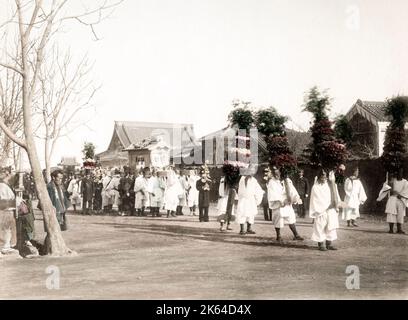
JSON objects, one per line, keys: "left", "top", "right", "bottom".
{"left": 263, "top": 167, "right": 272, "bottom": 181}
{"left": 335, "top": 163, "right": 346, "bottom": 185}
{"left": 83, "top": 158, "right": 96, "bottom": 169}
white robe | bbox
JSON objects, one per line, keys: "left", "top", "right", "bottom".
{"left": 267, "top": 178, "right": 298, "bottom": 228}
{"left": 0, "top": 182, "right": 16, "bottom": 250}
{"left": 377, "top": 178, "right": 408, "bottom": 223}
{"left": 147, "top": 176, "right": 165, "bottom": 207}
{"left": 67, "top": 179, "right": 82, "bottom": 206}
{"left": 187, "top": 175, "right": 199, "bottom": 207}
{"left": 236, "top": 176, "right": 264, "bottom": 224}
{"left": 342, "top": 178, "right": 367, "bottom": 220}
{"left": 134, "top": 176, "right": 150, "bottom": 209}
{"left": 164, "top": 170, "right": 184, "bottom": 211}
{"left": 217, "top": 177, "right": 238, "bottom": 216}
{"left": 309, "top": 181, "right": 340, "bottom": 242}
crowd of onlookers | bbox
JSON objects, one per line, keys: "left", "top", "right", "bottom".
{"left": 50, "top": 166, "right": 204, "bottom": 217}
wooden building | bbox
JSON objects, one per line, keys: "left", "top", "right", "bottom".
{"left": 345, "top": 99, "right": 408, "bottom": 158}
{"left": 96, "top": 121, "right": 198, "bottom": 169}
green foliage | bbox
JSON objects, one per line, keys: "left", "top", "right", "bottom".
{"left": 302, "top": 86, "right": 331, "bottom": 122}
{"left": 82, "top": 142, "right": 96, "bottom": 160}
{"left": 255, "top": 107, "right": 297, "bottom": 178}
{"left": 381, "top": 128, "right": 407, "bottom": 174}
{"left": 228, "top": 100, "right": 254, "bottom": 131}
{"left": 334, "top": 114, "right": 353, "bottom": 146}
{"left": 385, "top": 96, "right": 408, "bottom": 129}
{"left": 381, "top": 96, "right": 408, "bottom": 174}
{"left": 255, "top": 107, "right": 287, "bottom": 136}
{"left": 302, "top": 87, "right": 349, "bottom": 170}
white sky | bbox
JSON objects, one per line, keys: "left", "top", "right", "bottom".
{"left": 2, "top": 0, "right": 408, "bottom": 168}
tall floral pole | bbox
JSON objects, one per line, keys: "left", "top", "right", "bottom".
{"left": 255, "top": 107, "right": 297, "bottom": 202}
{"left": 381, "top": 96, "right": 408, "bottom": 175}
{"left": 302, "top": 87, "right": 349, "bottom": 207}
{"left": 302, "top": 87, "right": 349, "bottom": 180}
{"left": 82, "top": 142, "right": 96, "bottom": 172}
{"left": 222, "top": 101, "right": 254, "bottom": 216}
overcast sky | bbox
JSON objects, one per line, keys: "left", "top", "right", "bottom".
{"left": 3, "top": 0, "right": 408, "bottom": 168}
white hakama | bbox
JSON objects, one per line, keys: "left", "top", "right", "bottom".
{"left": 343, "top": 178, "right": 367, "bottom": 220}
{"left": 187, "top": 176, "right": 199, "bottom": 208}
{"left": 309, "top": 182, "right": 340, "bottom": 242}
{"left": 236, "top": 176, "right": 264, "bottom": 225}
{"left": 267, "top": 178, "right": 298, "bottom": 228}
{"left": 148, "top": 176, "right": 165, "bottom": 208}
{"left": 164, "top": 171, "right": 184, "bottom": 212}
{"left": 67, "top": 179, "right": 82, "bottom": 207}
{"left": 377, "top": 179, "right": 408, "bottom": 224}
{"left": 134, "top": 176, "right": 150, "bottom": 209}
{"left": 217, "top": 177, "right": 237, "bottom": 221}
{"left": 178, "top": 176, "right": 188, "bottom": 207}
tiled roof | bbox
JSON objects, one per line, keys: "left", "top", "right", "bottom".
{"left": 358, "top": 100, "right": 389, "bottom": 121}
{"left": 58, "top": 157, "right": 80, "bottom": 166}
{"left": 346, "top": 99, "right": 392, "bottom": 124}
{"left": 112, "top": 121, "right": 198, "bottom": 150}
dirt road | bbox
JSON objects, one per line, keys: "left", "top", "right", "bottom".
{"left": 1, "top": 206, "right": 407, "bottom": 299}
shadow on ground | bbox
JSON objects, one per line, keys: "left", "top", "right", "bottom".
{"left": 91, "top": 221, "right": 316, "bottom": 250}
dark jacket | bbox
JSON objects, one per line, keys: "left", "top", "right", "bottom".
{"left": 295, "top": 176, "right": 310, "bottom": 197}
{"left": 196, "top": 179, "right": 211, "bottom": 207}
{"left": 47, "top": 181, "right": 70, "bottom": 215}
{"left": 81, "top": 177, "right": 94, "bottom": 200}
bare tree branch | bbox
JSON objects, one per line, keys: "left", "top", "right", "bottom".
{"left": 0, "top": 62, "right": 25, "bottom": 77}
{"left": 0, "top": 116, "right": 27, "bottom": 149}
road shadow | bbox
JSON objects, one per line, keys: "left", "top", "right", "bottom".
{"left": 91, "top": 221, "right": 316, "bottom": 250}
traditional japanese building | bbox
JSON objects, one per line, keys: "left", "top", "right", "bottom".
{"left": 345, "top": 99, "right": 408, "bottom": 158}
{"left": 96, "top": 121, "right": 199, "bottom": 168}
{"left": 57, "top": 157, "right": 80, "bottom": 174}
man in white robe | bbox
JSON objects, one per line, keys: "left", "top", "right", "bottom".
{"left": 176, "top": 170, "right": 188, "bottom": 215}
{"left": 101, "top": 170, "right": 114, "bottom": 212}
{"left": 164, "top": 168, "right": 183, "bottom": 217}
{"left": 134, "top": 167, "right": 151, "bottom": 216}
{"left": 110, "top": 170, "right": 121, "bottom": 213}
{"left": 377, "top": 169, "right": 408, "bottom": 234}
{"left": 267, "top": 166, "right": 304, "bottom": 242}
{"left": 343, "top": 167, "right": 367, "bottom": 227}
{"left": 67, "top": 174, "right": 82, "bottom": 213}
{"left": 147, "top": 170, "right": 165, "bottom": 217}
{"left": 0, "top": 168, "right": 17, "bottom": 254}
{"left": 236, "top": 167, "right": 264, "bottom": 235}
{"left": 187, "top": 170, "right": 199, "bottom": 216}
{"left": 309, "top": 170, "right": 340, "bottom": 251}
{"left": 217, "top": 176, "right": 237, "bottom": 231}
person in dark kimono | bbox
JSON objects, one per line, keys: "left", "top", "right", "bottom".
{"left": 81, "top": 171, "right": 94, "bottom": 215}
{"left": 119, "top": 170, "right": 133, "bottom": 215}
{"left": 47, "top": 170, "right": 70, "bottom": 231}
{"left": 18, "top": 191, "right": 36, "bottom": 245}
{"left": 93, "top": 174, "right": 103, "bottom": 213}
{"left": 128, "top": 170, "right": 136, "bottom": 216}
{"left": 294, "top": 169, "right": 310, "bottom": 218}
{"left": 196, "top": 170, "right": 211, "bottom": 222}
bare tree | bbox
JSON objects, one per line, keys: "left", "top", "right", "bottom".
{"left": 0, "top": 64, "right": 24, "bottom": 167}
{"left": 0, "top": 0, "right": 122, "bottom": 256}
{"left": 35, "top": 46, "right": 98, "bottom": 183}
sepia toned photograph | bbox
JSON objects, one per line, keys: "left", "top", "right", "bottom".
{"left": 0, "top": 0, "right": 407, "bottom": 303}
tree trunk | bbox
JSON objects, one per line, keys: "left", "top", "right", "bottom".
{"left": 20, "top": 36, "right": 74, "bottom": 257}
{"left": 45, "top": 146, "right": 51, "bottom": 184}
{"left": 25, "top": 136, "right": 74, "bottom": 256}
